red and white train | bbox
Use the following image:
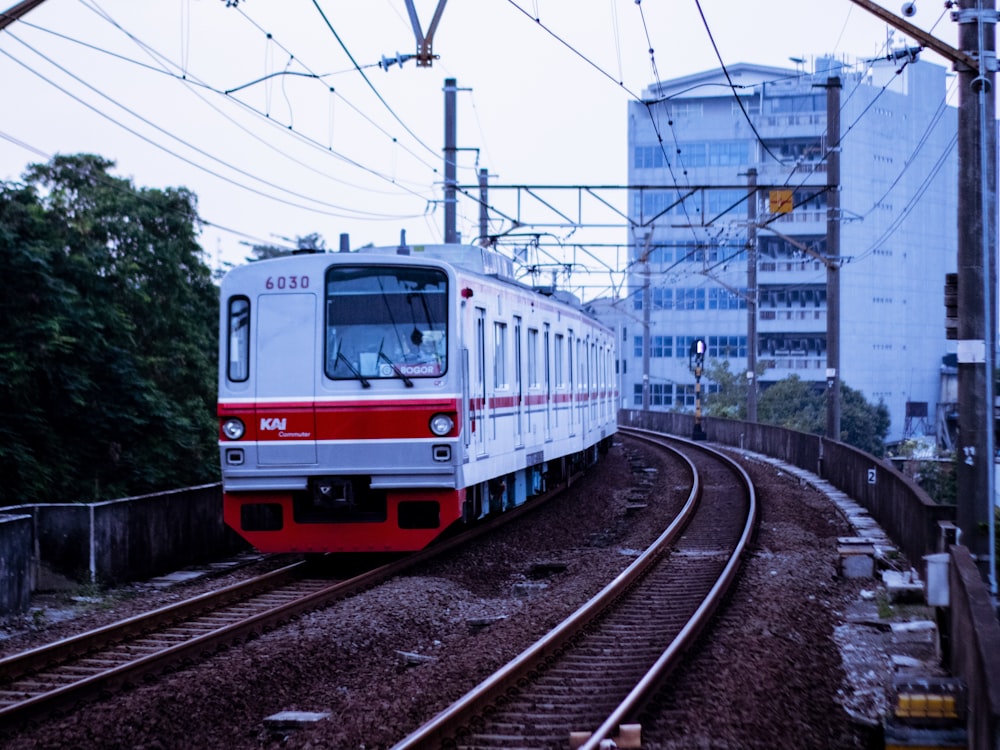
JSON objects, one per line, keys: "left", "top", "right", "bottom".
{"left": 217, "top": 242, "right": 617, "bottom": 553}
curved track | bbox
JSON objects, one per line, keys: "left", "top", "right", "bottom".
{"left": 390, "top": 428, "right": 759, "bottom": 750}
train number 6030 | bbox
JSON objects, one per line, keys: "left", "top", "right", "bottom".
{"left": 265, "top": 275, "right": 310, "bottom": 290}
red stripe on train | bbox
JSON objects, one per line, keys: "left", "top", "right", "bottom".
{"left": 218, "top": 399, "right": 460, "bottom": 441}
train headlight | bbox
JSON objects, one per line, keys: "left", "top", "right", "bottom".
{"left": 429, "top": 413, "right": 454, "bottom": 436}
{"left": 221, "top": 418, "right": 245, "bottom": 440}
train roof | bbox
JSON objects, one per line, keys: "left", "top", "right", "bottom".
{"left": 357, "top": 243, "right": 588, "bottom": 311}
{"left": 354, "top": 243, "right": 515, "bottom": 282}
{"left": 235, "top": 243, "right": 595, "bottom": 320}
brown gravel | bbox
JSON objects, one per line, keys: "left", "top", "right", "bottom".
{"left": 0, "top": 437, "right": 924, "bottom": 749}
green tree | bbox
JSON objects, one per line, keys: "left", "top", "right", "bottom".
{"left": 704, "top": 358, "right": 769, "bottom": 420}
{"left": 704, "top": 359, "right": 744, "bottom": 419}
{"left": 0, "top": 154, "right": 219, "bottom": 504}
{"left": 757, "top": 374, "right": 890, "bottom": 456}
{"left": 757, "top": 375, "right": 827, "bottom": 434}
{"left": 246, "top": 232, "right": 327, "bottom": 261}
{"left": 840, "top": 382, "right": 891, "bottom": 456}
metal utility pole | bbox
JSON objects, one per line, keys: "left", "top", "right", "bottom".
{"left": 641, "top": 232, "right": 652, "bottom": 411}
{"left": 824, "top": 77, "right": 842, "bottom": 441}
{"left": 955, "top": 0, "right": 997, "bottom": 590}
{"left": 443, "top": 78, "right": 458, "bottom": 244}
{"left": 478, "top": 168, "right": 489, "bottom": 246}
{"left": 402, "top": 0, "right": 448, "bottom": 66}
{"left": 746, "top": 168, "right": 759, "bottom": 422}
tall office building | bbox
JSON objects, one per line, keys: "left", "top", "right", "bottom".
{"left": 612, "top": 55, "right": 957, "bottom": 443}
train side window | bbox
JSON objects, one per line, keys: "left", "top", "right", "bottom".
{"left": 554, "top": 333, "right": 565, "bottom": 388}
{"left": 227, "top": 297, "right": 250, "bottom": 382}
{"left": 494, "top": 321, "right": 508, "bottom": 389}
{"left": 527, "top": 328, "right": 539, "bottom": 387}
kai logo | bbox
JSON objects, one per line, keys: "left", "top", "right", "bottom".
{"left": 260, "top": 418, "right": 287, "bottom": 431}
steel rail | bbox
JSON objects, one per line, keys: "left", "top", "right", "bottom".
{"left": 0, "top": 464, "right": 592, "bottom": 731}
{"left": 577, "top": 428, "right": 759, "bottom": 750}
{"left": 390, "top": 431, "right": 707, "bottom": 749}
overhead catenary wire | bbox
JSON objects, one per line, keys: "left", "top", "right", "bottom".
{"left": 0, "top": 127, "right": 283, "bottom": 251}
{"left": 0, "top": 35, "right": 429, "bottom": 222}
{"left": 78, "top": 0, "right": 446, "bottom": 186}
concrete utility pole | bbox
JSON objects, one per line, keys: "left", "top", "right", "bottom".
{"left": 848, "top": 0, "right": 996, "bottom": 592}
{"left": 443, "top": 78, "right": 458, "bottom": 244}
{"left": 955, "top": 0, "right": 997, "bottom": 591}
{"left": 746, "top": 168, "right": 759, "bottom": 422}
{"left": 824, "top": 77, "right": 842, "bottom": 442}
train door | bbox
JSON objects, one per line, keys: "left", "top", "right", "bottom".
{"left": 513, "top": 316, "right": 523, "bottom": 447}
{"left": 553, "top": 332, "right": 563, "bottom": 431}
{"left": 578, "top": 336, "right": 589, "bottom": 434}
{"left": 527, "top": 327, "right": 539, "bottom": 436}
{"left": 567, "top": 330, "right": 576, "bottom": 436}
{"left": 255, "top": 293, "right": 317, "bottom": 465}
{"left": 474, "top": 307, "right": 487, "bottom": 456}
{"left": 590, "top": 339, "right": 597, "bottom": 423}
{"left": 543, "top": 323, "right": 552, "bottom": 440}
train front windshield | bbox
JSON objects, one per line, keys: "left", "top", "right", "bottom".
{"left": 325, "top": 265, "right": 449, "bottom": 381}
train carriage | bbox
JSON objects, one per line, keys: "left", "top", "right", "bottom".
{"left": 217, "top": 242, "right": 617, "bottom": 553}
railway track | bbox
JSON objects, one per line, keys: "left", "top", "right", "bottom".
{"left": 0, "top": 464, "right": 590, "bottom": 733}
{"left": 390, "top": 427, "right": 759, "bottom": 750}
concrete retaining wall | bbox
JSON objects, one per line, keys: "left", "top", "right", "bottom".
{"left": 0, "top": 483, "right": 247, "bottom": 616}
{"left": 948, "top": 547, "right": 1000, "bottom": 750}
{"left": 619, "top": 409, "right": 954, "bottom": 569}
{"left": 0, "top": 514, "right": 33, "bottom": 617}
{"left": 619, "top": 410, "right": 998, "bottom": 750}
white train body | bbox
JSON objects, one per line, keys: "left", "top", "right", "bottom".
{"left": 217, "top": 243, "right": 617, "bottom": 553}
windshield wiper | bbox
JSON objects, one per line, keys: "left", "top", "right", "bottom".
{"left": 377, "top": 342, "right": 413, "bottom": 387}
{"left": 333, "top": 341, "right": 370, "bottom": 388}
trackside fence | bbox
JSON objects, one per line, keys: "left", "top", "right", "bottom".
{"left": 0, "top": 483, "right": 247, "bottom": 619}
{"left": 618, "top": 409, "right": 999, "bottom": 750}
{"left": 619, "top": 409, "right": 951, "bottom": 569}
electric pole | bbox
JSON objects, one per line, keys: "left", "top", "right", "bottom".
{"left": 955, "top": 0, "right": 997, "bottom": 590}
{"left": 825, "top": 77, "right": 842, "bottom": 441}
{"left": 478, "top": 168, "right": 489, "bottom": 246}
{"left": 641, "top": 232, "right": 652, "bottom": 411}
{"left": 848, "top": 0, "right": 997, "bottom": 592}
{"left": 747, "top": 168, "right": 758, "bottom": 422}
{"left": 443, "top": 78, "right": 458, "bottom": 244}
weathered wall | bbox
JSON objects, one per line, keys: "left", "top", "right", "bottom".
{"left": 0, "top": 483, "right": 248, "bottom": 616}
{"left": 0, "top": 513, "right": 33, "bottom": 618}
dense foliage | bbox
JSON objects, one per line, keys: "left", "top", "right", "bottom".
{"left": 0, "top": 154, "right": 219, "bottom": 504}
{"left": 704, "top": 361, "right": 891, "bottom": 456}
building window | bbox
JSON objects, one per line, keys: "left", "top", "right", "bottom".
{"left": 651, "top": 335, "right": 673, "bottom": 358}
{"left": 670, "top": 101, "right": 703, "bottom": 119}
{"left": 707, "top": 335, "right": 747, "bottom": 358}
{"left": 632, "top": 383, "right": 674, "bottom": 407}
{"left": 650, "top": 383, "right": 672, "bottom": 406}
{"left": 767, "top": 94, "right": 825, "bottom": 114}
{"left": 634, "top": 145, "right": 665, "bottom": 169}
{"left": 708, "top": 287, "right": 747, "bottom": 310}
{"left": 677, "top": 384, "right": 697, "bottom": 407}
{"left": 708, "top": 142, "right": 750, "bottom": 167}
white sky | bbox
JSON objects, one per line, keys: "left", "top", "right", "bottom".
{"left": 0, "top": 0, "right": 965, "bottom": 295}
